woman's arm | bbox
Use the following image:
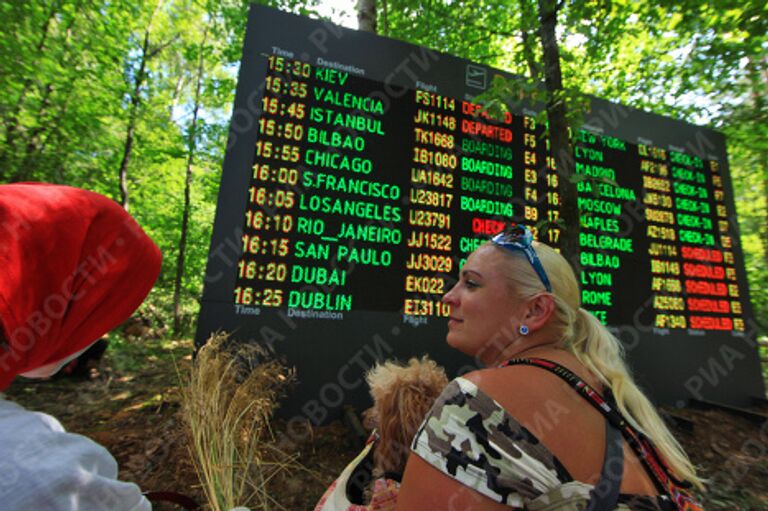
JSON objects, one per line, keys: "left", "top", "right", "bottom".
{"left": 395, "top": 454, "right": 521, "bottom": 511}
{"left": 1, "top": 401, "right": 151, "bottom": 511}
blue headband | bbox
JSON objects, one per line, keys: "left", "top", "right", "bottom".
{"left": 490, "top": 224, "right": 552, "bottom": 292}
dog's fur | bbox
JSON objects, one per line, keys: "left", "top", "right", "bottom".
{"left": 365, "top": 357, "right": 449, "bottom": 477}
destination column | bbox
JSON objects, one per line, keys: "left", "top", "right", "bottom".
{"left": 575, "top": 130, "right": 637, "bottom": 325}
{"left": 293, "top": 65, "right": 404, "bottom": 313}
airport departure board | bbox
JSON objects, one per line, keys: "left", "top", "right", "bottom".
{"left": 196, "top": 5, "right": 765, "bottom": 420}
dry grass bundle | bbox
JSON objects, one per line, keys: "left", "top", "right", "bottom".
{"left": 180, "top": 332, "right": 297, "bottom": 510}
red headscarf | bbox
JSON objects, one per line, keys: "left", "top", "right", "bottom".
{"left": 0, "top": 183, "right": 162, "bottom": 389}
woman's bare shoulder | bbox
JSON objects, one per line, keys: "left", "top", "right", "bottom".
{"left": 461, "top": 353, "right": 608, "bottom": 482}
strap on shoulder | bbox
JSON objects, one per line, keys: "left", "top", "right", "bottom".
{"left": 585, "top": 420, "right": 624, "bottom": 511}
{"left": 501, "top": 357, "right": 678, "bottom": 501}
{"left": 501, "top": 358, "right": 626, "bottom": 510}
{"left": 500, "top": 357, "right": 628, "bottom": 430}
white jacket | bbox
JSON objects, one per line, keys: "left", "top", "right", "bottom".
{"left": 0, "top": 397, "right": 151, "bottom": 511}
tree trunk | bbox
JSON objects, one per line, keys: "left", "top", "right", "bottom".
{"left": 380, "top": 0, "right": 389, "bottom": 36}
{"left": 519, "top": 0, "right": 541, "bottom": 80}
{"left": 537, "top": 0, "right": 580, "bottom": 266}
{"left": 16, "top": 15, "right": 81, "bottom": 181}
{"left": 761, "top": 164, "right": 768, "bottom": 274}
{"left": 357, "top": 0, "right": 377, "bottom": 33}
{"left": 16, "top": 84, "right": 54, "bottom": 178}
{"left": 0, "top": 3, "right": 57, "bottom": 176}
{"left": 117, "top": 30, "right": 151, "bottom": 211}
{"left": 746, "top": 57, "right": 768, "bottom": 269}
{"left": 20, "top": 80, "right": 76, "bottom": 178}
{"left": 169, "top": 73, "right": 186, "bottom": 120}
{"left": 13, "top": 9, "right": 81, "bottom": 182}
{"left": 173, "top": 27, "right": 208, "bottom": 335}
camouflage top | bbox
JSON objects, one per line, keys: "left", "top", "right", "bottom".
{"left": 411, "top": 377, "right": 669, "bottom": 510}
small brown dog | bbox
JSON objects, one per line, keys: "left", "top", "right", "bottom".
{"left": 314, "top": 357, "right": 448, "bottom": 511}
{"left": 364, "top": 356, "right": 449, "bottom": 480}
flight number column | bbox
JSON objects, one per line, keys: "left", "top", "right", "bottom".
{"left": 642, "top": 146, "right": 735, "bottom": 333}
{"left": 639, "top": 143, "right": 685, "bottom": 329}
{"left": 403, "top": 91, "right": 457, "bottom": 318}
{"left": 234, "top": 55, "right": 310, "bottom": 310}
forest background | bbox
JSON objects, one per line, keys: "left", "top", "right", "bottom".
{"left": 1, "top": 0, "right": 766, "bottom": 361}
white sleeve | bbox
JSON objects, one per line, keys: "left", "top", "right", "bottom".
{"left": 0, "top": 399, "right": 151, "bottom": 511}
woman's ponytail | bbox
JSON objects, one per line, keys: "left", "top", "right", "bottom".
{"left": 567, "top": 307, "right": 704, "bottom": 490}
{"left": 491, "top": 240, "right": 704, "bottom": 490}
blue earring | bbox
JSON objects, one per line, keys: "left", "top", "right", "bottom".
{"left": 519, "top": 325, "right": 529, "bottom": 335}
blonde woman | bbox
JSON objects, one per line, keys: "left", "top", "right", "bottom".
{"left": 395, "top": 224, "right": 703, "bottom": 510}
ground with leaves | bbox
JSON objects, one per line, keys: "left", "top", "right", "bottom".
{"left": 4, "top": 337, "right": 767, "bottom": 510}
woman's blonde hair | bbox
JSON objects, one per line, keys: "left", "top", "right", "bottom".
{"left": 488, "top": 240, "right": 703, "bottom": 489}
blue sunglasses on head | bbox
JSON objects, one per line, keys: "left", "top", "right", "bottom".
{"left": 490, "top": 224, "right": 552, "bottom": 293}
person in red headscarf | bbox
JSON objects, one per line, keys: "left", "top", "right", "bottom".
{"left": 0, "top": 183, "right": 162, "bottom": 510}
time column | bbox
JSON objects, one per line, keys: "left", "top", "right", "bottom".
{"left": 234, "top": 55, "right": 310, "bottom": 309}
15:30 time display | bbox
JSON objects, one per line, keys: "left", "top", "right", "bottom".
{"left": 266, "top": 55, "right": 311, "bottom": 77}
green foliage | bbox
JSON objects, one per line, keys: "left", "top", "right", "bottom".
{"left": 106, "top": 331, "right": 185, "bottom": 374}
{"left": 0, "top": 0, "right": 329, "bottom": 336}
{"left": 0, "top": 0, "right": 765, "bottom": 340}
{"left": 385, "top": 0, "right": 525, "bottom": 68}
{"left": 0, "top": 0, "right": 136, "bottom": 185}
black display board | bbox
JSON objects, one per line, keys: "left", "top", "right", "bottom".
{"left": 196, "top": 4, "right": 765, "bottom": 423}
